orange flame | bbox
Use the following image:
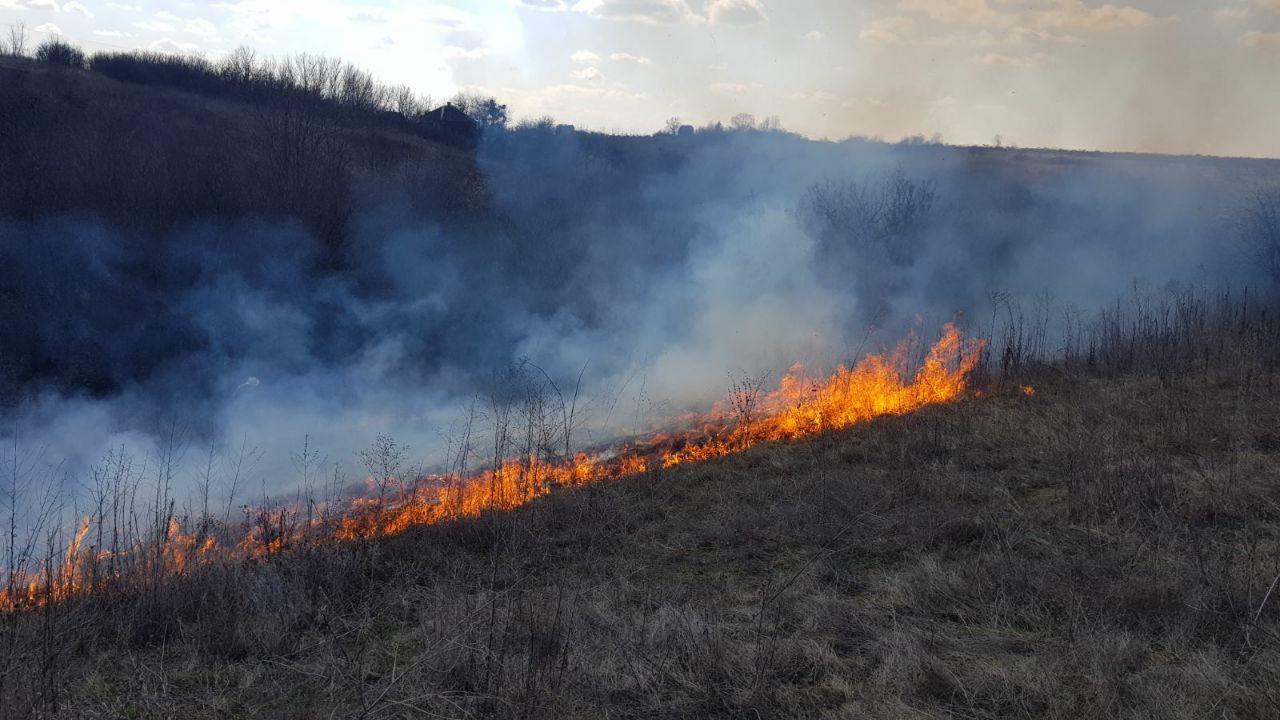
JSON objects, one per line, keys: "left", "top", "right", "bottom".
{"left": 2, "top": 325, "right": 982, "bottom": 611}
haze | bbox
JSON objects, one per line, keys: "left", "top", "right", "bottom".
{"left": 2, "top": 0, "right": 1278, "bottom": 157}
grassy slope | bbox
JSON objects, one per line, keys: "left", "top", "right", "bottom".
{"left": 0, "top": 54, "right": 467, "bottom": 167}
{"left": 51, "top": 370, "right": 1280, "bottom": 719}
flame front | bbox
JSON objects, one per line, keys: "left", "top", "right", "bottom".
{"left": 1, "top": 325, "right": 983, "bottom": 611}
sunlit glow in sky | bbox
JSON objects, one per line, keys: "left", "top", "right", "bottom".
{"left": 3, "top": 0, "right": 1278, "bottom": 157}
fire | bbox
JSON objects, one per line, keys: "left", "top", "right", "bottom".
{"left": 1, "top": 325, "right": 982, "bottom": 611}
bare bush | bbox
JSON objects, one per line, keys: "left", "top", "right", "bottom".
{"left": 33, "top": 39, "right": 85, "bottom": 69}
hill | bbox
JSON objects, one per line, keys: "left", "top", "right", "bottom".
{"left": 5, "top": 341, "right": 1280, "bottom": 718}
{"left": 0, "top": 53, "right": 485, "bottom": 258}
{"left": 3, "top": 46, "right": 1280, "bottom": 719}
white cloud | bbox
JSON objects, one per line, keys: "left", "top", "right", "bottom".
{"left": 609, "top": 51, "right": 651, "bottom": 64}
{"left": 148, "top": 37, "right": 199, "bottom": 54}
{"left": 575, "top": 0, "right": 693, "bottom": 25}
{"left": 27, "top": 0, "right": 60, "bottom": 11}
{"left": 32, "top": 21, "right": 62, "bottom": 34}
{"left": 62, "top": 0, "right": 91, "bottom": 17}
{"left": 572, "top": 65, "right": 605, "bottom": 81}
{"left": 154, "top": 10, "right": 180, "bottom": 22}
{"left": 92, "top": 29, "right": 131, "bottom": 37}
{"left": 706, "top": 0, "right": 766, "bottom": 25}
{"left": 570, "top": 49, "right": 600, "bottom": 63}
{"left": 803, "top": 30, "right": 824, "bottom": 41}
{"left": 105, "top": 2, "right": 139, "bottom": 10}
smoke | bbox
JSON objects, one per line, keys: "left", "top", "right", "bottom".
{"left": 1, "top": 131, "right": 1275, "bottom": 497}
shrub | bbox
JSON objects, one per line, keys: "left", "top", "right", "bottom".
{"left": 34, "top": 38, "right": 85, "bottom": 69}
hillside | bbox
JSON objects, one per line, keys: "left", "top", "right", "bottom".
{"left": 3, "top": 49, "right": 1280, "bottom": 719}
{"left": 0, "top": 54, "right": 484, "bottom": 255}
{"left": 6, "top": 359, "right": 1279, "bottom": 718}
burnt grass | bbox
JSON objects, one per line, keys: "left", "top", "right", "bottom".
{"left": 4, "top": 363, "right": 1279, "bottom": 718}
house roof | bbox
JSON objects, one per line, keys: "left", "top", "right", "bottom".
{"left": 423, "top": 103, "right": 474, "bottom": 124}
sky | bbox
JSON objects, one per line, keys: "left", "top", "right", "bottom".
{"left": 2, "top": 0, "right": 1279, "bottom": 157}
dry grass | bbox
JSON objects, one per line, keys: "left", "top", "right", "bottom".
{"left": 2, "top": 365, "right": 1276, "bottom": 719}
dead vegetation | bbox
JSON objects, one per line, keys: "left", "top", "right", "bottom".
{"left": 0, "top": 288, "right": 1276, "bottom": 718}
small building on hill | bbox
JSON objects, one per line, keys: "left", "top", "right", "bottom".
{"left": 418, "top": 103, "right": 478, "bottom": 149}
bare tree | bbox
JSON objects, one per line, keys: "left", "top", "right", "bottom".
{"left": 730, "top": 112, "right": 757, "bottom": 131}
{"left": 5, "top": 22, "right": 28, "bottom": 57}
{"left": 391, "top": 84, "right": 430, "bottom": 118}
{"left": 220, "top": 46, "right": 260, "bottom": 87}
{"left": 663, "top": 116, "right": 682, "bottom": 135}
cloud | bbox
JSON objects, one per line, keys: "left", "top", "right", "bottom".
{"left": 609, "top": 51, "right": 652, "bottom": 64}
{"left": 570, "top": 49, "right": 601, "bottom": 63}
{"left": 1242, "top": 30, "right": 1280, "bottom": 48}
{"left": 154, "top": 10, "right": 181, "bottom": 22}
{"left": 1031, "top": 1, "right": 1155, "bottom": 31}
{"left": 860, "top": 16, "right": 913, "bottom": 43}
{"left": 92, "top": 29, "right": 132, "bottom": 37}
{"left": 1214, "top": 7, "right": 1249, "bottom": 22}
{"left": 105, "top": 2, "right": 139, "bottom": 10}
{"left": 706, "top": 0, "right": 766, "bottom": 25}
{"left": 572, "top": 66, "right": 605, "bottom": 81}
{"left": 896, "top": 0, "right": 1158, "bottom": 32}
{"left": 62, "top": 0, "right": 91, "bottom": 17}
{"left": 148, "top": 37, "right": 199, "bottom": 54}
{"left": 899, "top": 0, "right": 1012, "bottom": 28}
{"left": 575, "top": 0, "right": 693, "bottom": 24}
{"left": 27, "top": 0, "right": 60, "bottom": 11}
{"left": 32, "top": 22, "right": 62, "bottom": 34}
{"left": 518, "top": 0, "right": 569, "bottom": 9}
{"left": 804, "top": 30, "right": 824, "bottom": 40}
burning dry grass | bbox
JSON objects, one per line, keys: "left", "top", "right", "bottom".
{"left": 16, "top": 368, "right": 1280, "bottom": 719}
{"left": 0, "top": 325, "right": 982, "bottom": 612}
{"left": 3, "top": 290, "right": 1280, "bottom": 718}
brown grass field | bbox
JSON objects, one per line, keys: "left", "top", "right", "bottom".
{"left": 4, "top": 343, "right": 1279, "bottom": 718}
